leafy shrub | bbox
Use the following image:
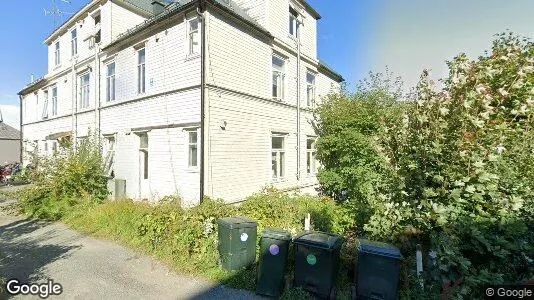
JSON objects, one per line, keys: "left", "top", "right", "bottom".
{"left": 20, "top": 135, "right": 107, "bottom": 220}
{"left": 315, "top": 32, "right": 534, "bottom": 297}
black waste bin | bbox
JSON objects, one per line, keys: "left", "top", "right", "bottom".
{"left": 217, "top": 217, "right": 258, "bottom": 271}
{"left": 293, "top": 231, "right": 344, "bottom": 299}
{"left": 353, "top": 239, "right": 403, "bottom": 300}
{"left": 256, "top": 228, "right": 292, "bottom": 297}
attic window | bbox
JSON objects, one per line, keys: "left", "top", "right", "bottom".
{"left": 289, "top": 7, "right": 299, "bottom": 37}
{"left": 93, "top": 12, "right": 101, "bottom": 44}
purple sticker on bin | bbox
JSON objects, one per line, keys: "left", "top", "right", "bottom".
{"left": 269, "top": 244, "right": 280, "bottom": 256}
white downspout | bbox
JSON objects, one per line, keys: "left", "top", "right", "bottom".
{"left": 94, "top": 37, "right": 100, "bottom": 142}
{"left": 296, "top": 18, "right": 302, "bottom": 181}
{"left": 72, "top": 57, "right": 77, "bottom": 148}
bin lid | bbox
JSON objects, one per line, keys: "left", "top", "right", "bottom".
{"left": 262, "top": 228, "right": 292, "bottom": 241}
{"left": 357, "top": 239, "right": 403, "bottom": 259}
{"left": 217, "top": 217, "right": 257, "bottom": 229}
{"left": 293, "top": 231, "right": 344, "bottom": 250}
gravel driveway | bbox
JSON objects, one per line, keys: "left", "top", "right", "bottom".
{"left": 0, "top": 191, "right": 262, "bottom": 300}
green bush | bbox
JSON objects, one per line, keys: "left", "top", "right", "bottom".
{"left": 315, "top": 32, "right": 534, "bottom": 297}
{"left": 20, "top": 135, "right": 107, "bottom": 220}
{"left": 58, "top": 189, "right": 355, "bottom": 294}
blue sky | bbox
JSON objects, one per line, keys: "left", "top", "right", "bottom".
{"left": 1, "top": 0, "right": 533, "bottom": 127}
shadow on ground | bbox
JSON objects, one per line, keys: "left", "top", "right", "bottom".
{"left": 0, "top": 218, "right": 81, "bottom": 290}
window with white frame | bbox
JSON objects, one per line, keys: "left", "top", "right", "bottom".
{"left": 51, "top": 86, "right": 58, "bottom": 116}
{"left": 306, "top": 72, "right": 316, "bottom": 107}
{"left": 188, "top": 130, "right": 199, "bottom": 168}
{"left": 103, "top": 136, "right": 116, "bottom": 177}
{"left": 35, "top": 93, "right": 39, "bottom": 120}
{"left": 306, "top": 137, "right": 318, "bottom": 175}
{"left": 106, "top": 62, "right": 116, "bottom": 101}
{"left": 80, "top": 73, "right": 90, "bottom": 109}
{"left": 271, "top": 134, "right": 286, "bottom": 180}
{"left": 42, "top": 90, "right": 49, "bottom": 119}
{"left": 54, "top": 41, "right": 60, "bottom": 66}
{"left": 71, "top": 29, "right": 77, "bottom": 56}
{"left": 272, "top": 55, "right": 285, "bottom": 100}
{"left": 94, "top": 13, "right": 101, "bottom": 44}
{"left": 137, "top": 48, "right": 146, "bottom": 94}
{"left": 289, "top": 7, "right": 299, "bottom": 37}
{"left": 188, "top": 17, "right": 200, "bottom": 55}
{"left": 139, "top": 133, "right": 149, "bottom": 179}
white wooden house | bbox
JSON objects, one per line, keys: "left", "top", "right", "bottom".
{"left": 18, "top": 0, "right": 343, "bottom": 206}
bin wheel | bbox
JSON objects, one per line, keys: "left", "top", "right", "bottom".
{"left": 329, "top": 287, "right": 337, "bottom": 300}
{"left": 350, "top": 285, "right": 357, "bottom": 300}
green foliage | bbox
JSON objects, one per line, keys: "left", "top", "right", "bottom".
{"left": 315, "top": 32, "right": 534, "bottom": 297}
{"left": 53, "top": 189, "right": 355, "bottom": 294}
{"left": 19, "top": 135, "right": 107, "bottom": 220}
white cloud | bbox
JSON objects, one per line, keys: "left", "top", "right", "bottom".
{"left": 0, "top": 105, "right": 20, "bottom": 129}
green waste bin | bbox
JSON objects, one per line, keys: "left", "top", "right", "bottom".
{"left": 256, "top": 228, "right": 292, "bottom": 297}
{"left": 353, "top": 239, "right": 402, "bottom": 300}
{"left": 294, "top": 231, "right": 344, "bottom": 300}
{"left": 217, "top": 217, "right": 258, "bottom": 271}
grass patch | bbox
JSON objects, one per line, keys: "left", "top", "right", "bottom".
{"left": 22, "top": 189, "right": 357, "bottom": 298}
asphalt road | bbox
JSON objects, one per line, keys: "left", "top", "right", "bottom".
{"left": 0, "top": 191, "right": 262, "bottom": 300}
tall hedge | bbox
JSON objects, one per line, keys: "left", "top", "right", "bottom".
{"left": 315, "top": 33, "right": 534, "bottom": 297}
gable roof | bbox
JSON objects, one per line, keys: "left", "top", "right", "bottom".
{"left": 0, "top": 122, "right": 20, "bottom": 140}
{"left": 105, "top": 0, "right": 272, "bottom": 50}
{"left": 123, "top": 0, "right": 155, "bottom": 14}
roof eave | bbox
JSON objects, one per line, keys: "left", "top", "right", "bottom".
{"left": 102, "top": 1, "right": 197, "bottom": 51}
{"left": 318, "top": 62, "right": 344, "bottom": 83}
{"left": 18, "top": 78, "right": 47, "bottom": 96}
{"left": 208, "top": 0, "right": 273, "bottom": 39}
{"left": 298, "top": 0, "right": 321, "bottom": 20}
{"left": 44, "top": 0, "right": 153, "bottom": 45}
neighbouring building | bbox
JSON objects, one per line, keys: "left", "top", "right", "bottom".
{"left": 0, "top": 111, "right": 21, "bottom": 163}
{"left": 18, "top": 0, "right": 343, "bottom": 206}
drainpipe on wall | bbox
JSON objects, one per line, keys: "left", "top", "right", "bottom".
{"left": 18, "top": 95, "right": 23, "bottom": 164}
{"left": 197, "top": 0, "right": 206, "bottom": 204}
{"left": 94, "top": 36, "right": 101, "bottom": 142}
{"left": 296, "top": 19, "right": 302, "bottom": 181}
{"left": 72, "top": 58, "right": 77, "bottom": 148}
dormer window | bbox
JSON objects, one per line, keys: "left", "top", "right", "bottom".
{"left": 289, "top": 7, "right": 299, "bottom": 38}
{"left": 93, "top": 12, "right": 101, "bottom": 44}
{"left": 71, "top": 29, "right": 78, "bottom": 56}
{"left": 54, "top": 41, "right": 60, "bottom": 66}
